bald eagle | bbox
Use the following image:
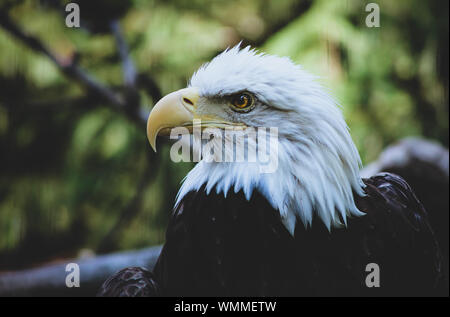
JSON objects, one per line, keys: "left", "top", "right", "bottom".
{"left": 99, "top": 46, "right": 446, "bottom": 297}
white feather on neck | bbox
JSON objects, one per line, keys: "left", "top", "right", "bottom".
{"left": 174, "top": 46, "right": 366, "bottom": 234}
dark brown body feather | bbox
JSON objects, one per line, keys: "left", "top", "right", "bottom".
{"left": 97, "top": 267, "right": 161, "bottom": 297}
{"left": 99, "top": 173, "right": 447, "bottom": 296}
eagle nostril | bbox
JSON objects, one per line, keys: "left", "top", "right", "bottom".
{"left": 183, "top": 97, "right": 194, "bottom": 106}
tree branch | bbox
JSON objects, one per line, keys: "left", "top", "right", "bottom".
{"left": 248, "top": 0, "right": 313, "bottom": 47}
{"left": 0, "top": 11, "right": 121, "bottom": 104}
{"left": 0, "top": 246, "right": 162, "bottom": 296}
{"left": 0, "top": 10, "right": 155, "bottom": 127}
{"left": 110, "top": 20, "right": 137, "bottom": 87}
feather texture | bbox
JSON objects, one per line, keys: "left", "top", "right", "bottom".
{"left": 151, "top": 173, "right": 446, "bottom": 296}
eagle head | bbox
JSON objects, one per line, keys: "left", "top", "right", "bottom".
{"left": 146, "top": 45, "right": 366, "bottom": 234}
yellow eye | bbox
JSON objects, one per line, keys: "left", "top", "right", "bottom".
{"left": 231, "top": 93, "right": 254, "bottom": 112}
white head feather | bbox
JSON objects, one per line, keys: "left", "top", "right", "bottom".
{"left": 175, "top": 45, "right": 366, "bottom": 234}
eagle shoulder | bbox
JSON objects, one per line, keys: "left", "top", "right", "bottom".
{"left": 352, "top": 172, "right": 447, "bottom": 294}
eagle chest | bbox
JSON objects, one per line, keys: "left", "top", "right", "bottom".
{"left": 155, "top": 187, "right": 303, "bottom": 296}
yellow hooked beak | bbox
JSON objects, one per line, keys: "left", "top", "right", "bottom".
{"left": 146, "top": 87, "right": 246, "bottom": 151}
{"left": 146, "top": 87, "right": 199, "bottom": 151}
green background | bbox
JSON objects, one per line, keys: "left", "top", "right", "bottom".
{"left": 0, "top": 0, "right": 447, "bottom": 270}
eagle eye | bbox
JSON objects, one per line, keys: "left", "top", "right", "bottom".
{"left": 230, "top": 93, "right": 254, "bottom": 112}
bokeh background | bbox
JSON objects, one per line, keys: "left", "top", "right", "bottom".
{"left": 0, "top": 0, "right": 448, "bottom": 273}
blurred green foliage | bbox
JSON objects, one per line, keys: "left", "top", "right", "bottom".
{"left": 0, "top": 0, "right": 447, "bottom": 269}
